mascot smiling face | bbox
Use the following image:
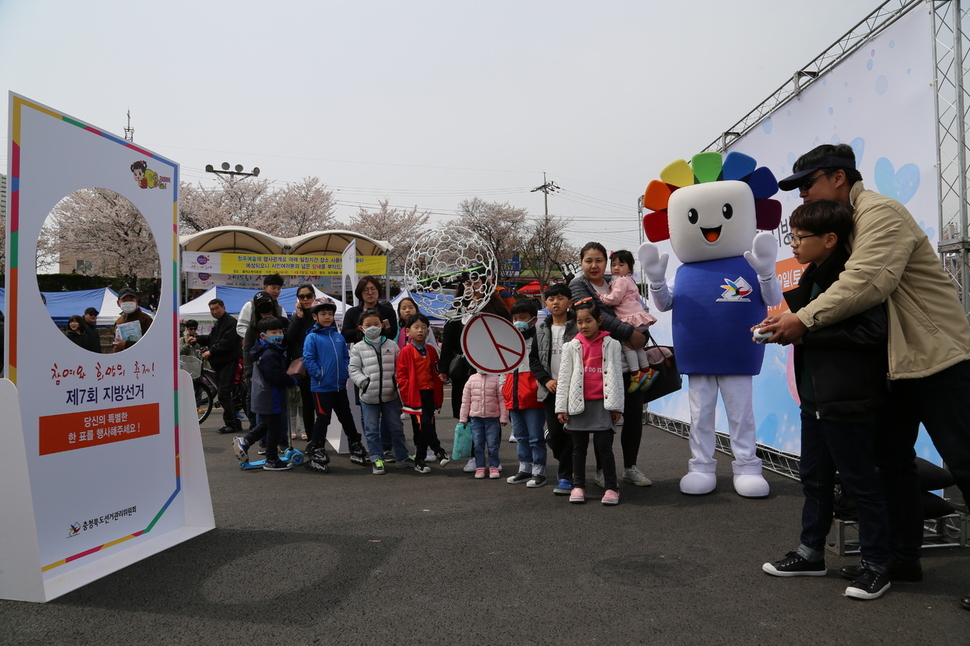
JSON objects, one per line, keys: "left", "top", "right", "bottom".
{"left": 667, "top": 180, "right": 756, "bottom": 264}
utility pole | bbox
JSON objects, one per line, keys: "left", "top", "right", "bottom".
{"left": 530, "top": 172, "right": 560, "bottom": 216}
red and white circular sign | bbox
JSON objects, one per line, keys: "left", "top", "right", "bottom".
{"left": 460, "top": 313, "right": 526, "bottom": 375}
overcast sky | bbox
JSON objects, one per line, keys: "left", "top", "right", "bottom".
{"left": 1, "top": 0, "right": 879, "bottom": 252}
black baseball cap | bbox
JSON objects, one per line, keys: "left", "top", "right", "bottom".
{"left": 84, "top": 307, "right": 99, "bottom": 316}
{"left": 778, "top": 155, "right": 857, "bottom": 191}
{"left": 117, "top": 287, "right": 138, "bottom": 299}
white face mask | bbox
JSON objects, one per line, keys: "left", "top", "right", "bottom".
{"left": 120, "top": 302, "right": 138, "bottom": 314}
{"left": 363, "top": 326, "right": 382, "bottom": 340}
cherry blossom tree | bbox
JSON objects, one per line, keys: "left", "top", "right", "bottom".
{"left": 348, "top": 199, "right": 431, "bottom": 273}
{"left": 39, "top": 188, "right": 161, "bottom": 281}
{"left": 520, "top": 212, "right": 576, "bottom": 289}
{"left": 261, "top": 177, "right": 339, "bottom": 237}
{"left": 453, "top": 198, "right": 528, "bottom": 282}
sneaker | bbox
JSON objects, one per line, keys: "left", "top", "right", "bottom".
{"left": 435, "top": 452, "right": 450, "bottom": 467}
{"left": 594, "top": 470, "right": 605, "bottom": 488}
{"left": 553, "top": 479, "right": 573, "bottom": 495}
{"left": 507, "top": 471, "right": 532, "bottom": 484}
{"left": 257, "top": 441, "right": 267, "bottom": 456}
{"left": 839, "top": 559, "right": 922, "bottom": 583}
{"left": 263, "top": 458, "right": 292, "bottom": 471}
{"left": 489, "top": 467, "right": 500, "bottom": 479}
{"left": 762, "top": 552, "right": 827, "bottom": 577}
{"left": 527, "top": 475, "right": 547, "bottom": 488}
{"left": 474, "top": 468, "right": 486, "bottom": 479}
{"left": 217, "top": 425, "right": 239, "bottom": 434}
{"left": 414, "top": 461, "right": 432, "bottom": 474}
{"left": 845, "top": 566, "right": 891, "bottom": 600}
{"left": 301, "top": 432, "right": 308, "bottom": 440}
{"left": 382, "top": 450, "right": 397, "bottom": 464}
{"left": 463, "top": 457, "right": 478, "bottom": 473}
{"left": 425, "top": 449, "right": 436, "bottom": 462}
{"left": 627, "top": 370, "right": 644, "bottom": 393}
{"left": 232, "top": 436, "right": 249, "bottom": 461}
{"left": 569, "top": 487, "right": 586, "bottom": 504}
{"left": 372, "top": 459, "right": 386, "bottom": 475}
{"left": 601, "top": 489, "right": 620, "bottom": 505}
{"left": 508, "top": 434, "right": 517, "bottom": 443}
{"left": 394, "top": 458, "right": 416, "bottom": 469}
{"left": 622, "top": 466, "right": 653, "bottom": 487}
{"left": 638, "top": 367, "right": 659, "bottom": 392}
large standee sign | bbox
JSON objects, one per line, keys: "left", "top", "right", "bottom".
{"left": 645, "top": 7, "right": 939, "bottom": 460}
{"left": 0, "top": 94, "right": 214, "bottom": 602}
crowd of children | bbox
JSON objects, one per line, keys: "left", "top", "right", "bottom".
{"left": 227, "top": 269, "right": 664, "bottom": 509}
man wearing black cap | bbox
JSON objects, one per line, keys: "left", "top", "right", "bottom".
{"left": 83, "top": 307, "right": 102, "bottom": 354}
{"left": 758, "top": 143, "right": 970, "bottom": 607}
{"left": 112, "top": 287, "right": 153, "bottom": 352}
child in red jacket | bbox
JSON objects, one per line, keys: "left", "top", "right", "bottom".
{"left": 396, "top": 314, "right": 449, "bottom": 474}
{"left": 502, "top": 301, "right": 548, "bottom": 487}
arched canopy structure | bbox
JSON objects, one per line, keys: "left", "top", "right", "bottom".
{"left": 285, "top": 230, "right": 391, "bottom": 256}
{"left": 179, "top": 226, "right": 285, "bottom": 255}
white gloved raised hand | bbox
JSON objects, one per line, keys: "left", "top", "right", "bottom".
{"left": 743, "top": 231, "right": 779, "bottom": 280}
{"left": 637, "top": 242, "right": 669, "bottom": 286}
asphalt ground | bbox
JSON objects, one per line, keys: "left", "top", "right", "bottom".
{"left": 1, "top": 392, "right": 969, "bottom": 646}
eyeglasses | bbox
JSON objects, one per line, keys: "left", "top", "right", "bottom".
{"left": 790, "top": 233, "right": 821, "bottom": 247}
{"left": 297, "top": 293, "right": 315, "bottom": 300}
{"left": 798, "top": 171, "right": 831, "bottom": 193}
{"left": 361, "top": 286, "right": 379, "bottom": 293}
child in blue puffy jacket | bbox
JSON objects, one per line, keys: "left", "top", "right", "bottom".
{"left": 302, "top": 301, "right": 366, "bottom": 466}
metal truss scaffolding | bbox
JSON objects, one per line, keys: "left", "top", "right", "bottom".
{"left": 654, "top": 0, "right": 970, "bottom": 479}
{"left": 933, "top": 0, "right": 970, "bottom": 316}
{"left": 703, "top": 0, "right": 925, "bottom": 153}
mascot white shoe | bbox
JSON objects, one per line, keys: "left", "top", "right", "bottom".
{"left": 638, "top": 152, "right": 782, "bottom": 499}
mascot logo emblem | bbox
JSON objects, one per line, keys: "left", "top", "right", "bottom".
{"left": 717, "top": 276, "right": 753, "bottom": 302}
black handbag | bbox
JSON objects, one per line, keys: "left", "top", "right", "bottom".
{"left": 448, "top": 353, "right": 472, "bottom": 381}
{"left": 642, "top": 341, "right": 682, "bottom": 403}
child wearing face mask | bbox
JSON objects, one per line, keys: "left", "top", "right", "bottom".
{"left": 500, "top": 300, "right": 548, "bottom": 488}
{"left": 349, "top": 309, "right": 413, "bottom": 474}
{"left": 233, "top": 317, "right": 298, "bottom": 470}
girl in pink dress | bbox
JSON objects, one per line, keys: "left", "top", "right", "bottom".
{"left": 600, "top": 250, "right": 658, "bottom": 392}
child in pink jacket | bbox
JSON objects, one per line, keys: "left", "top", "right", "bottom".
{"left": 600, "top": 249, "right": 658, "bottom": 392}
{"left": 460, "top": 371, "right": 509, "bottom": 479}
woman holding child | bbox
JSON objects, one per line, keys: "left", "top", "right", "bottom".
{"left": 568, "top": 241, "right": 653, "bottom": 487}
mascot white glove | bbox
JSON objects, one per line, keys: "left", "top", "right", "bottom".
{"left": 743, "top": 232, "right": 778, "bottom": 280}
{"left": 638, "top": 242, "right": 669, "bottom": 287}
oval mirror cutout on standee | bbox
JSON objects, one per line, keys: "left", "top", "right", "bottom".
{"left": 36, "top": 188, "right": 162, "bottom": 353}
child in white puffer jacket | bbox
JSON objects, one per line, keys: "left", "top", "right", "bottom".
{"left": 349, "top": 309, "right": 411, "bottom": 474}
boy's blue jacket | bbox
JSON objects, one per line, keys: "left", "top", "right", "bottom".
{"left": 303, "top": 323, "right": 349, "bottom": 393}
{"left": 250, "top": 339, "right": 296, "bottom": 415}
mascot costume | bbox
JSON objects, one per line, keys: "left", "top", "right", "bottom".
{"left": 638, "top": 151, "right": 782, "bottom": 497}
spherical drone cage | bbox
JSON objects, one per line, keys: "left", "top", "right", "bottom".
{"left": 403, "top": 226, "right": 497, "bottom": 320}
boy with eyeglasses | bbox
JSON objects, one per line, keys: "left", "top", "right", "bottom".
{"left": 762, "top": 199, "right": 891, "bottom": 600}
{"left": 758, "top": 143, "right": 970, "bottom": 608}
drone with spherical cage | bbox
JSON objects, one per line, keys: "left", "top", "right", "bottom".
{"left": 403, "top": 226, "right": 498, "bottom": 321}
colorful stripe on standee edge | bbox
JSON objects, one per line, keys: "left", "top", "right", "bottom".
{"left": 10, "top": 96, "right": 184, "bottom": 573}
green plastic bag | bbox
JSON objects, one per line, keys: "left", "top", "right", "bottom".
{"left": 452, "top": 421, "right": 472, "bottom": 460}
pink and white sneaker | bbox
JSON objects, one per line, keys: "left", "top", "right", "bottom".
{"left": 474, "top": 468, "right": 486, "bottom": 479}
{"left": 601, "top": 489, "right": 620, "bottom": 505}
{"left": 569, "top": 487, "right": 586, "bottom": 504}
{"left": 489, "top": 467, "right": 500, "bottom": 479}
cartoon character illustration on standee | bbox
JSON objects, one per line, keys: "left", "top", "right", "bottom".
{"left": 130, "top": 160, "right": 169, "bottom": 189}
{"left": 638, "top": 151, "right": 782, "bottom": 498}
